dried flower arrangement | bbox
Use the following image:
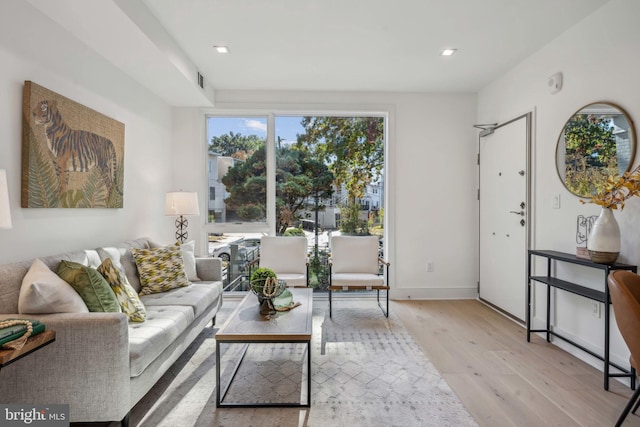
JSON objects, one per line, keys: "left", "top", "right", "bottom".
{"left": 581, "top": 164, "right": 640, "bottom": 210}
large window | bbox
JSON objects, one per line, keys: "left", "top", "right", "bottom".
{"left": 205, "top": 113, "right": 386, "bottom": 292}
{"left": 206, "top": 116, "right": 267, "bottom": 224}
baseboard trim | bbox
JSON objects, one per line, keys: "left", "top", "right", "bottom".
{"left": 390, "top": 287, "right": 478, "bottom": 300}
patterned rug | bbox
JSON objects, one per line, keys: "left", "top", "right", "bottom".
{"left": 130, "top": 298, "right": 477, "bottom": 427}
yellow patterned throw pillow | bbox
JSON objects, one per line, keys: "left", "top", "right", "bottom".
{"left": 131, "top": 244, "right": 191, "bottom": 295}
{"left": 97, "top": 258, "right": 146, "bottom": 322}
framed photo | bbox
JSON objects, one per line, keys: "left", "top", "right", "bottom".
{"left": 21, "top": 81, "right": 125, "bottom": 208}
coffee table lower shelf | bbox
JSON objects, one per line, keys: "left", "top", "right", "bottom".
{"left": 215, "top": 340, "right": 311, "bottom": 408}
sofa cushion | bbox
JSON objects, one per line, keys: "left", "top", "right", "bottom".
{"left": 97, "top": 258, "right": 146, "bottom": 322}
{"left": 57, "top": 261, "right": 121, "bottom": 313}
{"left": 180, "top": 240, "right": 200, "bottom": 282}
{"left": 96, "top": 239, "right": 152, "bottom": 294}
{"left": 18, "top": 259, "right": 89, "bottom": 314}
{"left": 131, "top": 244, "right": 191, "bottom": 296}
{"left": 140, "top": 283, "right": 221, "bottom": 319}
{"left": 128, "top": 305, "right": 194, "bottom": 377}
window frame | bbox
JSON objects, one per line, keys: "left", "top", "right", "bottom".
{"left": 203, "top": 109, "right": 389, "bottom": 240}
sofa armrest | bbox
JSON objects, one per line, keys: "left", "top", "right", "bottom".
{"left": 196, "top": 257, "right": 223, "bottom": 282}
{"left": 0, "top": 312, "right": 130, "bottom": 423}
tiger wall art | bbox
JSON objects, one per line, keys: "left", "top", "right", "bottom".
{"left": 22, "top": 81, "right": 124, "bottom": 208}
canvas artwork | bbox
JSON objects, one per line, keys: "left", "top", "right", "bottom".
{"left": 21, "top": 81, "right": 125, "bottom": 208}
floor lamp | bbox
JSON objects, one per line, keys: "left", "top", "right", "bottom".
{"left": 165, "top": 191, "right": 199, "bottom": 243}
{"left": 0, "top": 169, "right": 12, "bottom": 230}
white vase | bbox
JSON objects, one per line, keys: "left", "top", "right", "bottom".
{"left": 587, "top": 207, "right": 621, "bottom": 264}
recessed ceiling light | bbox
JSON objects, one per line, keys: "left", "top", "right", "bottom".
{"left": 441, "top": 48, "right": 457, "bottom": 56}
{"left": 214, "top": 45, "right": 230, "bottom": 54}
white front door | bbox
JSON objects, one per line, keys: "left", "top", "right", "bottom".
{"left": 479, "top": 114, "right": 531, "bottom": 321}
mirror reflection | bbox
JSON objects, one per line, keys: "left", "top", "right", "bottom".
{"left": 556, "top": 102, "right": 635, "bottom": 198}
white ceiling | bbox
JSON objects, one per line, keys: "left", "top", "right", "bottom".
{"left": 140, "top": 0, "right": 610, "bottom": 93}
{"left": 19, "top": 0, "right": 612, "bottom": 106}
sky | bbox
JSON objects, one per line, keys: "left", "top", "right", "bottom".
{"left": 207, "top": 116, "right": 305, "bottom": 145}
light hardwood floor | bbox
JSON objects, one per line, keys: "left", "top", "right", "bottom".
{"left": 392, "top": 299, "right": 638, "bottom": 427}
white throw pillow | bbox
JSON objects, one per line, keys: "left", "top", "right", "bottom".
{"left": 18, "top": 259, "right": 89, "bottom": 313}
{"left": 180, "top": 240, "right": 200, "bottom": 282}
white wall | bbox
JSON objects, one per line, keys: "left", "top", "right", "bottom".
{"left": 0, "top": 2, "right": 174, "bottom": 262}
{"left": 478, "top": 0, "right": 640, "bottom": 374}
{"left": 173, "top": 90, "right": 479, "bottom": 299}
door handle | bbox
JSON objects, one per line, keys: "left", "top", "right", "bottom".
{"left": 509, "top": 210, "right": 525, "bottom": 216}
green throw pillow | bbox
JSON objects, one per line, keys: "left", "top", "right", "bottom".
{"left": 97, "top": 258, "right": 146, "bottom": 322}
{"left": 57, "top": 260, "right": 120, "bottom": 313}
{"left": 131, "top": 244, "right": 190, "bottom": 295}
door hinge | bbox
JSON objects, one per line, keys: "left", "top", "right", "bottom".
{"left": 477, "top": 281, "right": 480, "bottom": 292}
{"left": 477, "top": 189, "right": 480, "bottom": 200}
{"left": 477, "top": 153, "right": 480, "bottom": 165}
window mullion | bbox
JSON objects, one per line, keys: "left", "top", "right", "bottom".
{"left": 266, "top": 113, "right": 276, "bottom": 236}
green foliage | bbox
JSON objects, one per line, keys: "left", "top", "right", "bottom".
{"left": 564, "top": 154, "right": 618, "bottom": 197}
{"left": 275, "top": 147, "right": 333, "bottom": 234}
{"left": 209, "top": 131, "right": 264, "bottom": 158}
{"left": 308, "top": 251, "right": 329, "bottom": 289}
{"left": 60, "top": 190, "right": 84, "bottom": 208}
{"left": 339, "top": 202, "right": 369, "bottom": 235}
{"left": 77, "top": 169, "right": 106, "bottom": 207}
{"left": 296, "top": 116, "right": 384, "bottom": 204}
{"left": 222, "top": 143, "right": 334, "bottom": 228}
{"left": 249, "top": 267, "right": 277, "bottom": 294}
{"left": 563, "top": 114, "right": 618, "bottom": 196}
{"left": 27, "top": 134, "right": 60, "bottom": 208}
{"left": 565, "top": 114, "right": 616, "bottom": 162}
{"left": 222, "top": 146, "right": 267, "bottom": 221}
{"left": 107, "top": 161, "right": 124, "bottom": 207}
{"left": 250, "top": 267, "right": 276, "bottom": 284}
{"left": 284, "top": 227, "right": 305, "bottom": 236}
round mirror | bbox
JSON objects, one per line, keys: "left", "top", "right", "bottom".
{"left": 556, "top": 102, "right": 636, "bottom": 198}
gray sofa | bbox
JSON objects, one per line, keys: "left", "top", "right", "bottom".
{"left": 0, "top": 238, "right": 223, "bottom": 426}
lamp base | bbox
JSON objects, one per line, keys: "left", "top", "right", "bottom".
{"left": 175, "top": 215, "right": 188, "bottom": 244}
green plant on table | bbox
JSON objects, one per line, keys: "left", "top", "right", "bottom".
{"left": 250, "top": 267, "right": 278, "bottom": 297}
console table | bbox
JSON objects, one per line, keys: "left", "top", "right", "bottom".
{"left": 0, "top": 330, "right": 56, "bottom": 369}
{"left": 527, "top": 249, "right": 637, "bottom": 390}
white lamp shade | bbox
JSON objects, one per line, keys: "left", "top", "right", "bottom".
{"left": 165, "top": 191, "right": 199, "bottom": 216}
{"left": 0, "top": 169, "right": 12, "bottom": 229}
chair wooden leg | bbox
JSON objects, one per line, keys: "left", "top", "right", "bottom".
{"left": 616, "top": 386, "right": 640, "bottom": 427}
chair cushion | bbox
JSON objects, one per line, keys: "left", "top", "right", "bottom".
{"left": 331, "top": 273, "right": 385, "bottom": 288}
{"left": 277, "top": 273, "right": 307, "bottom": 288}
{"left": 260, "top": 236, "right": 307, "bottom": 274}
{"left": 331, "top": 236, "right": 380, "bottom": 274}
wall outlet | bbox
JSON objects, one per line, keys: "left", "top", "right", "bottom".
{"left": 591, "top": 301, "right": 601, "bottom": 318}
{"left": 552, "top": 193, "right": 560, "bottom": 209}
{"left": 426, "top": 261, "right": 434, "bottom": 272}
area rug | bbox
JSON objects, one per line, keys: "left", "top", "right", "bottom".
{"left": 130, "top": 298, "right": 477, "bottom": 427}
